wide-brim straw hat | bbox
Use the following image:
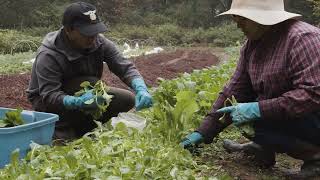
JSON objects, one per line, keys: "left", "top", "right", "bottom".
{"left": 217, "top": 0, "right": 302, "bottom": 25}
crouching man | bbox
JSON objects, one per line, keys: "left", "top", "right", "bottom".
{"left": 27, "top": 2, "right": 152, "bottom": 143}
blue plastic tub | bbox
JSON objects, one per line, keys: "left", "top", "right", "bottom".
{"left": 0, "top": 107, "right": 59, "bottom": 168}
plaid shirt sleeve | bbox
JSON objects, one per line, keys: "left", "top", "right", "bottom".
{"left": 259, "top": 32, "right": 320, "bottom": 120}
{"left": 197, "top": 43, "right": 257, "bottom": 143}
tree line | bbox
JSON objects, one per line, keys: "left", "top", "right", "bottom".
{"left": 0, "top": 0, "right": 318, "bottom": 29}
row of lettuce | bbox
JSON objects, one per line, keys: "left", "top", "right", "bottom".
{"left": 0, "top": 47, "right": 239, "bottom": 179}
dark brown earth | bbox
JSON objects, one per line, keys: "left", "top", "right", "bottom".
{"left": 199, "top": 141, "right": 305, "bottom": 180}
{"left": 0, "top": 47, "right": 307, "bottom": 179}
{"left": 0, "top": 48, "right": 220, "bottom": 110}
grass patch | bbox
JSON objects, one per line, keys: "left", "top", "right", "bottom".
{"left": 0, "top": 52, "right": 35, "bottom": 74}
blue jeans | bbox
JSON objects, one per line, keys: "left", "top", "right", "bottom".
{"left": 251, "top": 113, "right": 320, "bottom": 153}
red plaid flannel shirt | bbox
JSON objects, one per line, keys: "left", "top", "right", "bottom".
{"left": 197, "top": 20, "right": 320, "bottom": 143}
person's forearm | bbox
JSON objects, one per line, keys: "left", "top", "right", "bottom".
{"left": 40, "top": 91, "right": 65, "bottom": 107}
{"left": 259, "top": 89, "right": 320, "bottom": 121}
{"left": 196, "top": 91, "right": 232, "bottom": 144}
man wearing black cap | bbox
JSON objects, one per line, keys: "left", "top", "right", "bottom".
{"left": 27, "top": 2, "right": 153, "bottom": 142}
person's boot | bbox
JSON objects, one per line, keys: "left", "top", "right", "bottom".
{"left": 285, "top": 139, "right": 320, "bottom": 179}
{"left": 293, "top": 160, "right": 320, "bottom": 179}
{"left": 223, "top": 139, "right": 276, "bottom": 168}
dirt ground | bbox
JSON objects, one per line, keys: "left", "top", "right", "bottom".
{"left": 200, "top": 143, "right": 305, "bottom": 180}
{"left": 0, "top": 47, "right": 310, "bottom": 179}
{"left": 0, "top": 48, "right": 220, "bottom": 110}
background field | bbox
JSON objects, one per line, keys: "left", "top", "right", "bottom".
{"left": 0, "top": 1, "right": 319, "bottom": 179}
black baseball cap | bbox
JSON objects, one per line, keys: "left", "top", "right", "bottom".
{"left": 62, "top": 2, "right": 107, "bottom": 36}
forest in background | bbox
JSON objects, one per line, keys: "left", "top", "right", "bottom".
{"left": 0, "top": 0, "right": 319, "bottom": 54}
{"left": 0, "top": 0, "right": 319, "bottom": 29}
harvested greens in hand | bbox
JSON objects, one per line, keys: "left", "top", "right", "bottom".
{"left": 75, "top": 80, "right": 113, "bottom": 120}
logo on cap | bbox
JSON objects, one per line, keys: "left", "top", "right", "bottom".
{"left": 83, "top": 10, "right": 97, "bottom": 21}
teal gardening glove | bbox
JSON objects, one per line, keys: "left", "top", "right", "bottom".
{"left": 180, "top": 132, "right": 204, "bottom": 154}
{"left": 131, "top": 78, "right": 153, "bottom": 111}
{"left": 63, "top": 90, "right": 101, "bottom": 110}
{"left": 217, "top": 102, "right": 261, "bottom": 125}
{"left": 180, "top": 132, "right": 203, "bottom": 147}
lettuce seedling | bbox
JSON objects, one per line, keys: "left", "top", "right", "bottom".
{"left": 0, "top": 108, "right": 24, "bottom": 127}
{"left": 75, "top": 80, "right": 113, "bottom": 120}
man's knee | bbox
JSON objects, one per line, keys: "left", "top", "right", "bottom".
{"left": 108, "top": 87, "right": 135, "bottom": 111}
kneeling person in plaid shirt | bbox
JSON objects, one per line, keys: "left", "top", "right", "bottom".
{"left": 181, "top": 0, "right": 320, "bottom": 178}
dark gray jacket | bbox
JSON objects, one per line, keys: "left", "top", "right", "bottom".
{"left": 27, "top": 28, "right": 141, "bottom": 107}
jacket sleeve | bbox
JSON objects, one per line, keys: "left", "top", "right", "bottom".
{"left": 101, "top": 36, "right": 142, "bottom": 87}
{"left": 259, "top": 32, "right": 320, "bottom": 120}
{"left": 197, "top": 43, "right": 257, "bottom": 144}
{"left": 35, "top": 51, "right": 66, "bottom": 107}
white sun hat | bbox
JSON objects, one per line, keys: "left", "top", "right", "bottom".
{"left": 217, "top": 0, "right": 302, "bottom": 25}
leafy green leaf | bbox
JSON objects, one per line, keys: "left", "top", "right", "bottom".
{"left": 64, "top": 152, "right": 78, "bottom": 170}
{"left": 0, "top": 120, "right": 7, "bottom": 127}
{"left": 80, "top": 81, "right": 91, "bottom": 88}
{"left": 0, "top": 108, "right": 24, "bottom": 127}
{"left": 75, "top": 80, "right": 113, "bottom": 120}
{"left": 84, "top": 99, "right": 94, "bottom": 105}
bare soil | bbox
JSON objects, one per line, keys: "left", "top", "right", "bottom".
{"left": 0, "top": 47, "right": 307, "bottom": 179}
{"left": 0, "top": 48, "right": 219, "bottom": 110}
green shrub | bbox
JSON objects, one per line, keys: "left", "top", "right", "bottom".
{"left": 120, "top": 10, "right": 147, "bottom": 26}
{"left": 308, "top": 0, "right": 320, "bottom": 24}
{"left": 182, "top": 23, "right": 244, "bottom": 47}
{"left": 107, "top": 23, "right": 244, "bottom": 47}
{"left": 107, "top": 24, "right": 152, "bottom": 40}
{"left": 0, "top": 23, "right": 244, "bottom": 55}
{"left": 21, "top": 26, "right": 55, "bottom": 37}
{"left": 0, "top": 29, "right": 42, "bottom": 54}
{"left": 181, "top": 27, "right": 208, "bottom": 45}
{"left": 209, "top": 23, "right": 245, "bottom": 46}
{"left": 143, "top": 12, "right": 175, "bottom": 25}
{"left": 151, "top": 24, "right": 184, "bottom": 46}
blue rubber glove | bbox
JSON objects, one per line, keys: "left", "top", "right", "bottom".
{"left": 63, "top": 90, "right": 99, "bottom": 110}
{"left": 180, "top": 132, "right": 203, "bottom": 148}
{"left": 217, "top": 102, "right": 261, "bottom": 125}
{"left": 131, "top": 78, "right": 153, "bottom": 111}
